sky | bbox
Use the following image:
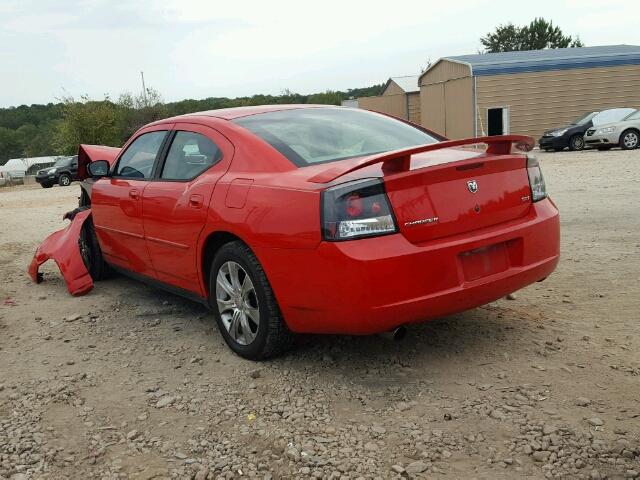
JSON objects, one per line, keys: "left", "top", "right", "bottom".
{"left": 1, "top": 0, "right": 639, "bottom": 107}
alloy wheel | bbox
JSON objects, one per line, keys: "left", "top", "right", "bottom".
{"left": 60, "top": 175, "right": 71, "bottom": 186}
{"left": 571, "top": 136, "right": 584, "bottom": 150}
{"left": 215, "top": 261, "right": 260, "bottom": 345}
{"left": 623, "top": 132, "right": 639, "bottom": 149}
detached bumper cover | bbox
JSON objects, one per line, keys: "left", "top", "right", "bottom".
{"left": 28, "top": 209, "right": 93, "bottom": 296}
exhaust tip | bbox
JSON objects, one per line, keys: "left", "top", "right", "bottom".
{"left": 380, "top": 325, "right": 407, "bottom": 341}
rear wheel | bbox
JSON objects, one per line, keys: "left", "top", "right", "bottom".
{"left": 209, "top": 241, "right": 294, "bottom": 360}
{"left": 620, "top": 129, "right": 639, "bottom": 150}
{"left": 569, "top": 134, "right": 585, "bottom": 151}
{"left": 79, "top": 216, "right": 109, "bottom": 280}
{"left": 59, "top": 173, "right": 72, "bottom": 187}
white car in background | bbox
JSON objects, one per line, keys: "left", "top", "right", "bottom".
{"left": 584, "top": 109, "right": 640, "bottom": 150}
{"left": 0, "top": 156, "right": 63, "bottom": 187}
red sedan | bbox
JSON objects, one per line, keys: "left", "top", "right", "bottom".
{"left": 31, "top": 105, "right": 560, "bottom": 360}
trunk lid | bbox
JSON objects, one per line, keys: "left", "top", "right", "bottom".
{"left": 383, "top": 149, "right": 532, "bottom": 244}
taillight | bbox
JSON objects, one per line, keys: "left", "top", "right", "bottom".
{"left": 321, "top": 178, "right": 398, "bottom": 241}
{"left": 526, "top": 155, "right": 547, "bottom": 202}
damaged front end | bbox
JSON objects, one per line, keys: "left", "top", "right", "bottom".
{"left": 28, "top": 208, "right": 94, "bottom": 296}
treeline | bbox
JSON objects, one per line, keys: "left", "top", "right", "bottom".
{"left": 0, "top": 84, "right": 384, "bottom": 165}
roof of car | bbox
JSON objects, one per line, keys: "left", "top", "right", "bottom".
{"left": 431, "top": 44, "right": 640, "bottom": 77}
{"left": 175, "top": 104, "right": 332, "bottom": 121}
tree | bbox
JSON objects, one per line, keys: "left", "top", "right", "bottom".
{"left": 481, "top": 18, "right": 584, "bottom": 53}
{"left": 53, "top": 95, "right": 122, "bottom": 155}
{"left": 117, "top": 88, "right": 168, "bottom": 141}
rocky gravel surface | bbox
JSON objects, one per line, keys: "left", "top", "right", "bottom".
{"left": 1, "top": 149, "right": 639, "bottom": 479}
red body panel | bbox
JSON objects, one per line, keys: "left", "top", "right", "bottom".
{"left": 78, "top": 144, "right": 121, "bottom": 180}
{"left": 254, "top": 198, "right": 559, "bottom": 334}
{"left": 28, "top": 209, "right": 93, "bottom": 296}
{"left": 141, "top": 123, "right": 235, "bottom": 294}
{"left": 35, "top": 105, "right": 560, "bottom": 336}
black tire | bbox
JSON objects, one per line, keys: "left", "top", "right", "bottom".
{"left": 209, "top": 241, "right": 294, "bottom": 360}
{"left": 620, "top": 129, "right": 639, "bottom": 150}
{"left": 59, "top": 173, "right": 72, "bottom": 187}
{"left": 79, "top": 216, "right": 109, "bottom": 280}
{"left": 41, "top": 183, "right": 53, "bottom": 188}
{"left": 568, "top": 134, "right": 585, "bottom": 151}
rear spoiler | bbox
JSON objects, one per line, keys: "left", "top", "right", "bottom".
{"left": 308, "top": 135, "right": 534, "bottom": 184}
{"left": 77, "top": 144, "right": 121, "bottom": 180}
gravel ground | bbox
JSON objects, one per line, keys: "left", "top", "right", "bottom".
{"left": 0, "top": 148, "right": 639, "bottom": 480}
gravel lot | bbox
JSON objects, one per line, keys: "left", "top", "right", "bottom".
{"left": 1, "top": 149, "right": 639, "bottom": 480}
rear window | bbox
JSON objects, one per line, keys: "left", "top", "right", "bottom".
{"left": 234, "top": 108, "right": 438, "bottom": 166}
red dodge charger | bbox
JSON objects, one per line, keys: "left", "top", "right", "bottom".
{"left": 31, "top": 105, "right": 560, "bottom": 359}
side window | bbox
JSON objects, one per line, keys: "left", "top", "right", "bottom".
{"left": 115, "top": 131, "right": 167, "bottom": 179}
{"left": 161, "top": 131, "right": 222, "bottom": 181}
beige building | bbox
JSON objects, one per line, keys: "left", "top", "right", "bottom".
{"left": 358, "top": 76, "right": 421, "bottom": 124}
{"left": 418, "top": 45, "right": 640, "bottom": 140}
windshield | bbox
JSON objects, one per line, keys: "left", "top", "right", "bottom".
{"left": 234, "top": 108, "right": 438, "bottom": 166}
{"left": 53, "top": 156, "right": 72, "bottom": 167}
{"left": 571, "top": 112, "right": 598, "bottom": 125}
{"left": 623, "top": 110, "right": 640, "bottom": 121}
{"left": 593, "top": 108, "right": 637, "bottom": 126}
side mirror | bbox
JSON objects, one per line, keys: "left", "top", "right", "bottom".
{"left": 87, "top": 160, "right": 110, "bottom": 178}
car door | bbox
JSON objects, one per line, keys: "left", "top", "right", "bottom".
{"left": 70, "top": 156, "right": 79, "bottom": 179}
{"left": 91, "top": 125, "right": 172, "bottom": 275}
{"left": 142, "top": 123, "right": 234, "bottom": 295}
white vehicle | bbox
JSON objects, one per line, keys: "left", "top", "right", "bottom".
{"left": 0, "top": 156, "right": 64, "bottom": 186}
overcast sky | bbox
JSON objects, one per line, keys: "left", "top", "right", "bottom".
{"left": 1, "top": 0, "right": 639, "bottom": 107}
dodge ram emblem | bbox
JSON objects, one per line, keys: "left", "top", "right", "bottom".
{"left": 467, "top": 180, "right": 478, "bottom": 193}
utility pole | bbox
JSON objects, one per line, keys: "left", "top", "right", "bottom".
{"left": 140, "top": 71, "right": 147, "bottom": 104}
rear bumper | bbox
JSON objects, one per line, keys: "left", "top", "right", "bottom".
{"left": 257, "top": 198, "right": 560, "bottom": 335}
{"left": 539, "top": 136, "right": 567, "bottom": 149}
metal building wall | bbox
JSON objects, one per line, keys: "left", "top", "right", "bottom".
{"left": 420, "top": 61, "right": 474, "bottom": 138}
{"left": 475, "top": 64, "right": 640, "bottom": 139}
{"left": 407, "top": 92, "right": 421, "bottom": 124}
{"left": 357, "top": 93, "right": 408, "bottom": 119}
{"left": 357, "top": 80, "right": 415, "bottom": 120}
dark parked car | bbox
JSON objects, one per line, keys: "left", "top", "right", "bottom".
{"left": 35, "top": 156, "right": 78, "bottom": 188}
{"left": 539, "top": 108, "right": 636, "bottom": 152}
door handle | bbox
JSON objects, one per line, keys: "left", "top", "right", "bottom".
{"left": 129, "top": 188, "right": 139, "bottom": 200}
{"left": 189, "top": 194, "right": 204, "bottom": 208}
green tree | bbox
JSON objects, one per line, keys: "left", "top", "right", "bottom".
{"left": 117, "top": 88, "right": 168, "bottom": 141}
{"left": 0, "top": 127, "right": 23, "bottom": 164}
{"left": 53, "top": 95, "right": 122, "bottom": 155}
{"left": 481, "top": 18, "right": 584, "bottom": 53}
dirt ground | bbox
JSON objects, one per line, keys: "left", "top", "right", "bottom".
{"left": 1, "top": 149, "right": 639, "bottom": 480}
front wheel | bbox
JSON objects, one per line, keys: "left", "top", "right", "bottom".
{"left": 620, "top": 129, "right": 639, "bottom": 150}
{"left": 79, "top": 216, "right": 109, "bottom": 280}
{"left": 569, "top": 134, "right": 585, "bottom": 151}
{"left": 209, "top": 241, "right": 294, "bottom": 360}
{"left": 59, "top": 174, "right": 72, "bottom": 187}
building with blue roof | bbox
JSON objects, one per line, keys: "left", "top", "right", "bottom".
{"left": 417, "top": 45, "right": 640, "bottom": 140}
